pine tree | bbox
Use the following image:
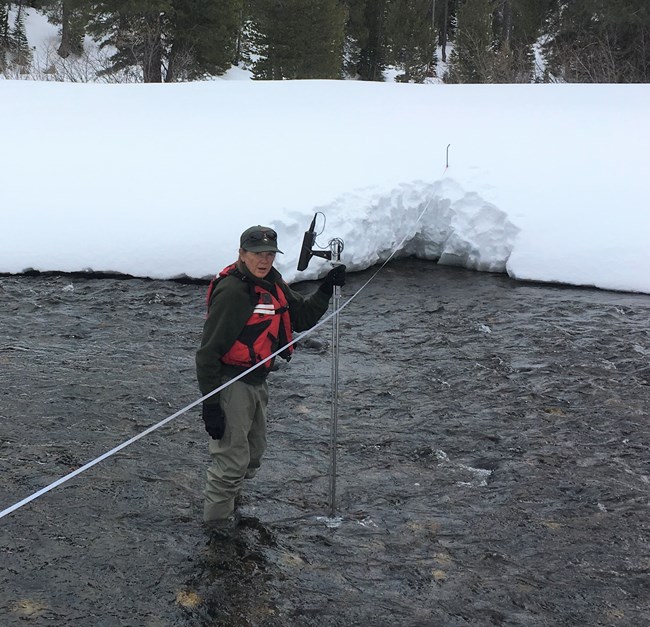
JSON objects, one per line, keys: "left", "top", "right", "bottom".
{"left": 385, "top": 0, "right": 436, "bottom": 82}
{"left": 167, "top": 0, "right": 243, "bottom": 81}
{"left": 439, "top": 0, "right": 458, "bottom": 63}
{"left": 12, "top": 6, "right": 32, "bottom": 69}
{"left": 85, "top": 0, "right": 167, "bottom": 81}
{"left": 490, "top": 0, "right": 540, "bottom": 82}
{"left": 356, "top": 0, "right": 388, "bottom": 80}
{"left": 86, "top": 0, "right": 243, "bottom": 82}
{"left": 494, "top": 0, "right": 553, "bottom": 48}
{"left": 345, "top": 0, "right": 439, "bottom": 81}
{"left": 0, "top": 2, "right": 9, "bottom": 50}
{"left": 341, "top": 0, "right": 368, "bottom": 78}
{"left": 543, "top": 0, "right": 650, "bottom": 82}
{"left": 58, "top": 0, "right": 87, "bottom": 57}
{"left": 251, "top": 0, "right": 347, "bottom": 80}
{"left": 447, "top": 0, "right": 493, "bottom": 82}
{"left": 235, "top": 1, "right": 261, "bottom": 70}
{"left": 39, "top": 0, "right": 89, "bottom": 58}
{"left": 0, "top": 2, "right": 8, "bottom": 72}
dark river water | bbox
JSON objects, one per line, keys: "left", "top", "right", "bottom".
{"left": 1, "top": 259, "right": 649, "bottom": 626}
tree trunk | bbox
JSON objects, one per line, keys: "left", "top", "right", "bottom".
{"left": 57, "top": 0, "right": 83, "bottom": 58}
{"left": 441, "top": 0, "right": 449, "bottom": 62}
{"left": 142, "top": 13, "right": 162, "bottom": 83}
{"left": 357, "top": 0, "right": 386, "bottom": 80}
{"left": 501, "top": 0, "right": 512, "bottom": 46}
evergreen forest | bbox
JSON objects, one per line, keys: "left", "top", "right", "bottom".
{"left": 1, "top": 0, "right": 648, "bottom": 83}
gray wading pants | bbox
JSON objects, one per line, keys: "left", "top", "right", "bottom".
{"left": 204, "top": 379, "right": 268, "bottom": 522}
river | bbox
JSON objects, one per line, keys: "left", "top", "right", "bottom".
{"left": 1, "top": 259, "right": 649, "bottom": 626}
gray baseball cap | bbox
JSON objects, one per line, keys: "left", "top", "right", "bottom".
{"left": 240, "top": 225, "right": 284, "bottom": 253}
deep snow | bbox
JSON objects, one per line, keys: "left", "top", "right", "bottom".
{"left": 2, "top": 8, "right": 649, "bottom": 294}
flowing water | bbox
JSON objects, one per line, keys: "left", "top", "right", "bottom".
{"left": 1, "top": 260, "right": 649, "bottom": 626}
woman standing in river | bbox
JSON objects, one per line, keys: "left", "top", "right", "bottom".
{"left": 195, "top": 225, "right": 345, "bottom": 528}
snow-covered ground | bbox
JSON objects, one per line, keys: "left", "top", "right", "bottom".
{"left": 2, "top": 10, "right": 649, "bottom": 294}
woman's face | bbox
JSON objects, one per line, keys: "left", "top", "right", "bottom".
{"left": 239, "top": 249, "right": 276, "bottom": 279}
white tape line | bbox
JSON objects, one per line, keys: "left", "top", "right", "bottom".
{"left": 0, "top": 293, "right": 341, "bottom": 520}
{"left": 0, "top": 195, "right": 433, "bottom": 521}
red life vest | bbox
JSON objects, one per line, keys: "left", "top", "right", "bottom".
{"left": 206, "top": 264, "right": 294, "bottom": 371}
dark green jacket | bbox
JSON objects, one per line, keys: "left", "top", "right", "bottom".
{"left": 196, "top": 262, "right": 330, "bottom": 403}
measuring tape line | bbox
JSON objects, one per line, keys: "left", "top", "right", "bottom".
{"left": 0, "top": 196, "right": 434, "bottom": 521}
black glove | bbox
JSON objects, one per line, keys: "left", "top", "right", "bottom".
{"left": 318, "top": 264, "right": 346, "bottom": 296}
{"left": 202, "top": 402, "right": 225, "bottom": 440}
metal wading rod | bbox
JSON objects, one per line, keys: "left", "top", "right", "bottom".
{"left": 328, "top": 239, "right": 343, "bottom": 518}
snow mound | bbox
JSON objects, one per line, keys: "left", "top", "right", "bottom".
{"left": 275, "top": 180, "right": 519, "bottom": 283}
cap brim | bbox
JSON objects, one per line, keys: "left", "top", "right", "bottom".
{"left": 244, "top": 244, "right": 284, "bottom": 254}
